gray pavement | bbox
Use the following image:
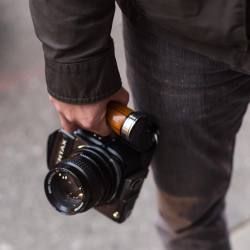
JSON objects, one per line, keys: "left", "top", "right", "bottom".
{"left": 0, "top": 1, "right": 250, "bottom": 250}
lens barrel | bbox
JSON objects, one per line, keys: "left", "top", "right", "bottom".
{"left": 45, "top": 146, "right": 121, "bottom": 215}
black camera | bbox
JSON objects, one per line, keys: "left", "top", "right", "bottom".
{"left": 44, "top": 103, "right": 158, "bottom": 223}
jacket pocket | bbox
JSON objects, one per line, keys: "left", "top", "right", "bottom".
{"left": 135, "top": 0, "right": 201, "bottom": 20}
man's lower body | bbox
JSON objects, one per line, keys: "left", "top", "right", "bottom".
{"left": 122, "top": 15, "right": 250, "bottom": 250}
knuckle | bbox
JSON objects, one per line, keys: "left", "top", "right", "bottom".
{"left": 54, "top": 104, "right": 66, "bottom": 114}
{"left": 65, "top": 113, "right": 75, "bottom": 123}
{"left": 81, "top": 115, "right": 101, "bottom": 129}
{"left": 56, "top": 107, "right": 63, "bottom": 114}
{"left": 83, "top": 119, "right": 96, "bottom": 129}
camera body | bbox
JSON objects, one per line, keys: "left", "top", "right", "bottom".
{"left": 46, "top": 128, "right": 156, "bottom": 223}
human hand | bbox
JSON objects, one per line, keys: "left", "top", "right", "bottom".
{"left": 49, "top": 87, "right": 129, "bottom": 136}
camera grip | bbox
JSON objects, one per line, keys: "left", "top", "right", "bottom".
{"left": 106, "top": 101, "right": 134, "bottom": 136}
{"left": 107, "top": 101, "right": 158, "bottom": 152}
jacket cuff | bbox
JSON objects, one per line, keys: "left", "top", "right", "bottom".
{"left": 45, "top": 45, "right": 122, "bottom": 104}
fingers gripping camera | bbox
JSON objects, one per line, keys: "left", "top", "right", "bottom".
{"left": 45, "top": 103, "right": 158, "bottom": 223}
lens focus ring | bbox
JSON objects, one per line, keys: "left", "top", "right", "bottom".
{"left": 62, "top": 155, "right": 105, "bottom": 208}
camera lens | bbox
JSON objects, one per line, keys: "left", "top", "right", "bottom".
{"left": 45, "top": 146, "right": 121, "bottom": 215}
{"left": 47, "top": 169, "right": 86, "bottom": 214}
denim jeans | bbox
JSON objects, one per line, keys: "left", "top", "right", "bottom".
{"left": 122, "top": 15, "right": 250, "bottom": 250}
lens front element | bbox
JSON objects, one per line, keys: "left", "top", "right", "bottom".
{"left": 45, "top": 168, "right": 87, "bottom": 214}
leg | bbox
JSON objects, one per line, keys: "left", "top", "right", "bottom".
{"left": 122, "top": 15, "right": 250, "bottom": 250}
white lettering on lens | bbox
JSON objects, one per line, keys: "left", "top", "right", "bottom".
{"left": 56, "top": 139, "right": 67, "bottom": 164}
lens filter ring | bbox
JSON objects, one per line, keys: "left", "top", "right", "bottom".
{"left": 45, "top": 167, "right": 89, "bottom": 215}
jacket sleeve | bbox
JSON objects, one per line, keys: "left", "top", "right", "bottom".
{"left": 29, "top": 0, "right": 122, "bottom": 104}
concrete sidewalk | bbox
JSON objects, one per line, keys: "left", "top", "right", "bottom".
{"left": 231, "top": 220, "right": 250, "bottom": 249}
{"left": 0, "top": 1, "right": 250, "bottom": 250}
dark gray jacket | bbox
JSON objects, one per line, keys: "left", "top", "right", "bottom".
{"left": 30, "top": 0, "right": 250, "bottom": 104}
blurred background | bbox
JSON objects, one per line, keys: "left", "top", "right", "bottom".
{"left": 1, "top": 1, "right": 250, "bottom": 249}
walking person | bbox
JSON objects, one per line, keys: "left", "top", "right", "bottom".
{"left": 30, "top": 1, "right": 250, "bottom": 249}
